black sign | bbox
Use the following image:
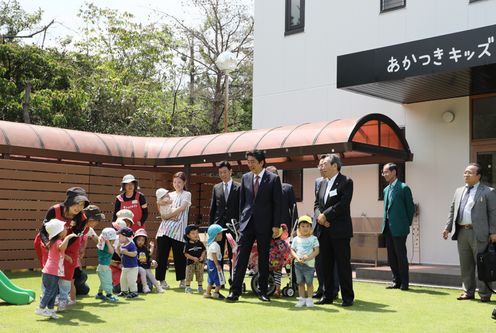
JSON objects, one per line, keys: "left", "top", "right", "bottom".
{"left": 337, "top": 24, "right": 496, "bottom": 88}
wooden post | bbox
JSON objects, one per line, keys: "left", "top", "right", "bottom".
{"left": 22, "top": 81, "right": 31, "bottom": 124}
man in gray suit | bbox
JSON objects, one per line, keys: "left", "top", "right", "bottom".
{"left": 443, "top": 163, "right": 496, "bottom": 302}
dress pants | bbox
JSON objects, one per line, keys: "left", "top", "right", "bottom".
{"left": 318, "top": 230, "right": 354, "bottom": 303}
{"left": 384, "top": 222, "right": 409, "bottom": 288}
{"left": 230, "top": 221, "right": 270, "bottom": 295}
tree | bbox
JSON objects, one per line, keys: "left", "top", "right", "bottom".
{"left": 0, "top": 0, "right": 43, "bottom": 40}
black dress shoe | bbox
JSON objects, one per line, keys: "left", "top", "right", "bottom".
{"left": 342, "top": 300, "right": 353, "bottom": 307}
{"left": 226, "top": 292, "right": 239, "bottom": 302}
{"left": 258, "top": 294, "right": 270, "bottom": 302}
{"left": 316, "top": 297, "right": 333, "bottom": 305}
{"left": 312, "top": 291, "right": 323, "bottom": 299}
{"left": 386, "top": 284, "right": 401, "bottom": 289}
{"left": 400, "top": 286, "right": 409, "bottom": 291}
{"left": 491, "top": 308, "right": 496, "bottom": 320}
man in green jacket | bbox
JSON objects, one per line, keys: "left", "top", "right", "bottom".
{"left": 381, "top": 163, "right": 415, "bottom": 291}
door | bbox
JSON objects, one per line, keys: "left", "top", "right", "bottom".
{"left": 476, "top": 151, "right": 496, "bottom": 188}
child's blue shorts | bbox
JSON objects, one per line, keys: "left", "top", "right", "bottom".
{"left": 207, "top": 260, "right": 225, "bottom": 286}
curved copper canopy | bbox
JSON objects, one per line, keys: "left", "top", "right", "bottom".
{"left": 0, "top": 113, "right": 412, "bottom": 171}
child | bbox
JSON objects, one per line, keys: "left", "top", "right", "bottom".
{"left": 115, "top": 227, "right": 139, "bottom": 299}
{"left": 290, "top": 215, "right": 320, "bottom": 308}
{"left": 35, "top": 219, "right": 77, "bottom": 319}
{"left": 269, "top": 224, "right": 291, "bottom": 297}
{"left": 204, "top": 224, "right": 226, "bottom": 299}
{"left": 134, "top": 228, "right": 164, "bottom": 293}
{"left": 95, "top": 227, "right": 119, "bottom": 302}
{"left": 183, "top": 225, "right": 206, "bottom": 294}
{"left": 109, "top": 217, "right": 129, "bottom": 293}
{"left": 156, "top": 188, "right": 172, "bottom": 216}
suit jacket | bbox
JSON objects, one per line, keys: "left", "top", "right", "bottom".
{"left": 239, "top": 170, "right": 282, "bottom": 233}
{"left": 381, "top": 180, "right": 415, "bottom": 237}
{"left": 445, "top": 183, "right": 496, "bottom": 242}
{"left": 313, "top": 173, "right": 354, "bottom": 239}
{"left": 208, "top": 181, "right": 240, "bottom": 227}
{"left": 281, "top": 183, "right": 298, "bottom": 227}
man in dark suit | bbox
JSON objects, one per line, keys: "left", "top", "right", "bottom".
{"left": 381, "top": 163, "right": 415, "bottom": 291}
{"left": 266, "top": 166, "right": 299, "bottom": 231}
{"left": 226, "top": 150, "right": 282, "bottom": 302}
{"left": 314, "top": 154, "right": 354, "bottom": 307}
{"left": 209, "top": 161, "right": 240, "bottom": 279}
{"left": 443, "top": 163, "right": 496, "bottom": 302}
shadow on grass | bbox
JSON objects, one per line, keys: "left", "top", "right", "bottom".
{"left": 401, "top": 288, "right": 449, "bottom": 296}
{"left": 53, "top": 308, "right": 106, "bottom": 326}
{"left": 341, "top": 299, "right": 395, "bottom": 313}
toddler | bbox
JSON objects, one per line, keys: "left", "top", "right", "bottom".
{"left": 183, "top": 225, "right": 206, "bottom": 294}
{"left": 290, "top": 215, "right": 320, "bottom": 308}
{"left": 115, "top": 227, "right": 139, "bottom": 299}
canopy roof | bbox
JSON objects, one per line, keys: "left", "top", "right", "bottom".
{"left": 0, "top": 113, "right": 412, "bottom": 171}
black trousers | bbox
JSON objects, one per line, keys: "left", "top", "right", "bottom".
{"left": 384, "top": 223, "right": 409, "bottom": 288}
{"left": 219, "top": 231, "right": 234, "bottom": 278}
{"left": 155, "top": 235, "right": 186, "bottom": 282}
{"left": 230, "top": 222, "right": 270, "bottom": 295}
{"left": 319, "top": 231, "right": 354, "bottom": 303}
{"left": 315, "top": 255, "right": 339, "bottom": 296}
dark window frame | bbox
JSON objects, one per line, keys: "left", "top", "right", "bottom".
{"left": 378, "top": 162, "right": 406, "bottom": 201}
{"left": 283, "top": 169, "right": 303, "bottom": 202}
{"left": 285, "top": 0, "right": 305, "bottom": 36}
{"left": 469, "top": 0, "right": 486, "bottom": 3}
{"left": 380, "top": 0, "right": 406, "bottom": 13}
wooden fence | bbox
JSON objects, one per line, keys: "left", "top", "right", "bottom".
{"left": 0, "top": 159, "right": 216, "bottom": 270}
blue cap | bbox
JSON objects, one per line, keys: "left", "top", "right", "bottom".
{"left": 207, "top": 224, "right": 226, "bottom": 245}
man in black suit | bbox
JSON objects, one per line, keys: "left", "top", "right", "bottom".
{"left": 266, "top": 166, "right": 299, "bottom": 231}
{"left": 226, "top": 150, "right": 282, "bottom": 302}
{"left": 209, "top": 161, "right": 240, "bottom": 278}
{"left": 314, "top": 154, "right": 354, "bottom": 307}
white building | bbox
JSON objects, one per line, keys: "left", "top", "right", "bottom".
{"left": 252, "top": 0, "right": 496, "bottom": 265}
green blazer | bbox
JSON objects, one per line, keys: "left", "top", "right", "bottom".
{"left": 382, "top": 180, "right": 415, "bottom": 237}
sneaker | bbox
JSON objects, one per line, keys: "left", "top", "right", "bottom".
{"left": 156, "top": 285, "right": 165, "bottom": 294}
{"left": 305, "top": 298, "right": 314, "bottom": 308}
{"left": 95, "top": 293, "right": 107, "bottom": 301}
{"left": 57, "top": 300, "right": 67, "bottom": 312}
{"left": 160, "top": 281, "right": 169, "bottom": 289}
{"left": 35, "top": 307, "right": 52, "bottom": 318}
{"left": 212, "top": 292, "right": 225, "bottom": 300}
{"left": 67, "top": 299, "right": 76, "bottom": 307}
{"left": 197, "top": 286, "right": 204, "bottom": 293}
{"left": 295, "top": 298, "right": 306, "bottom": 308}
{"left": 54, "top": 296, "right": 59, "bottom": 305}
{"left": 126, "top": 292, "right": 138, "bottom": 299}
{"left": 203, "top": 292, "right": 212, "bottom": 298}
{"left": 185, "top": 287, "right": 193, "bottom": 294}
{"left": 117, "top": 291, "right": 128, "bottom": 297}
{"left": 48, "top": 309, "right": 59, "bottom": 320}
{"left": 143, "top": 286, "right": 151, "bottom": 294}
{"left": 106, "top": 295, "right": 119, "bottom": 302}
{"left": 179, "top": 280, "right": 186, "bottom": 288}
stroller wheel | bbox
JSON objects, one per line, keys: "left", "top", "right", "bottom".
{"left": 242, "top": 282, "right": 246, "bottom": 293}
{"left": 286, "top": 287, "right": 295, "bottom": 297}
{"left": 281, "top": 286, "right": 288, "bottom": 297}
{"left": 250, "top": 273, "right": 276, "bottom": 296}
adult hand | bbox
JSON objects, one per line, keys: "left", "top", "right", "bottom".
{"left": 272, "top": 227, "right": 280, "bottom": 238}
{"left": 442, "top": 229, "right": 449, "bottom": 240}
{"left": 137, "top": 221, "right": 142, "bottom": 227}
{"left": 65, "top": 255, "right": 73, "bottom": 264}
{"left": 490, "top": 233, "right": 496, "bottom": 243}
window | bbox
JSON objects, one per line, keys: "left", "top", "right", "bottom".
{"left": 285, "top": 0, "right": 305, "bottom": 36}
{"left": 378, "top": 163, "right": 406, "bottom": 200}
{"left": 380, "top": 0, "right": 406, "bottom": 13}
{"left": 472, "top": 96, "right": 496, "bottom": 140}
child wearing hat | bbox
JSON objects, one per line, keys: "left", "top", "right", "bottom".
{"left": 269, "top": 224, "right": 291, "bottom": 297}
{"left": 290, "top": 215, "right": 320, "bottom": 308}
{"left": 156, "top": 188, "right": 173, "bottom": 216}
{"left": 115, "top": 227, "right": 139, "bottom": 299}
{"left": 95, "top": 228, "right": 119, "bottom": 302}
{"left": 204, "top": 224, "right": 226, "bottom": 299}
{"left": 183, "top": 225, "right": 206, "bottom": 294}
{"left": 133, "top": 228, "right": 164, "bottom": 293}
{"left": 35, "top": 219, "right": 78, "bottom": 319}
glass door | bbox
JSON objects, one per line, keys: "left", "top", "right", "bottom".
{"left": 477, "top": 151, "right": 496, "bottom": 188}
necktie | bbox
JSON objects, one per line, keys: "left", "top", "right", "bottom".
{"left": 253, "top": 175, "right": 260, "bottom": 198}
{"left": 223, "top": 183, "right": 229, "bottom": 201}
{"left": 458, "top": 186, "right": 474, "bottom": 222}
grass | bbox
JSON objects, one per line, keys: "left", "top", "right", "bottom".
{"left": 0, "top": 269, "right": 495, "bottom": 333}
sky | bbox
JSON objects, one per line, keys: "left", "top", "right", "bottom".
{"left": 16, "top": 0, "right": 253, "bottom": 48}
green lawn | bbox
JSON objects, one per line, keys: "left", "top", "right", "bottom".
{"left": 0, "top": 270, "right": 495, "bottom": 333}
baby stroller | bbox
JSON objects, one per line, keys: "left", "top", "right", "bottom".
{"left": 226, "top": 219, "right": 277, "bottom": 296}
{"left": 280, "top": 205, "right": 300, "bottom": 297}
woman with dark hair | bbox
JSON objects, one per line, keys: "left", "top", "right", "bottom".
{"left": 155, "top": 172, "right": 191, "bottom": 289}
{"left": 33, "top": 187, "right": 90, "bottom": 310}
{"left": 113, "top": 174, "right": 148, "bottom": 232}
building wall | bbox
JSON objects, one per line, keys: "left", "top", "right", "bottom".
{"left": 253, "top": 0, "right": 495, "bottom": 265}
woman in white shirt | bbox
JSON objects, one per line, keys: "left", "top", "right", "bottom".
{"left": 155, "top": 172, "right": 192, "bottom": 289}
